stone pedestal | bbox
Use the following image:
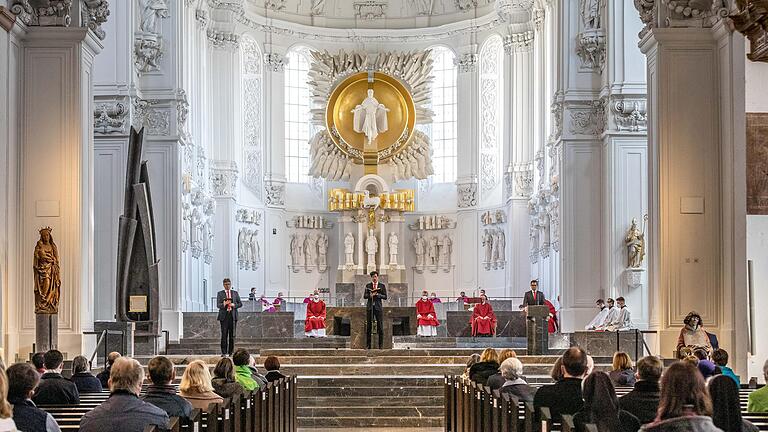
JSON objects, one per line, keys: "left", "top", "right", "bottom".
{"left": 571, "top": 330, "right": 645, "bottom": 359}
{"left": 35, "top": 314, "right": 58, "bottom": 352}
{"left": 446, "top": 310, "right": 526, "bottom": 337}
{"left": 526, "top": 305, "right": 549, "bottom": 355}
{"left": 326, "top": 306, "right": 417, "bottom": 349}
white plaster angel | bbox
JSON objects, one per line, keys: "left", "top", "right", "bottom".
{"left": 140, "top": 0, "right": 169, "bottom": 34}
{"left": 388, "top": 232, "right": 399, "bottom": 265}
{"left": 352, "top": 89, "right": 390, "bottom": 145}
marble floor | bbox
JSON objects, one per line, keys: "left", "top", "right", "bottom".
{"left": 298, "top": 429, "right": 443, "bottom": 432}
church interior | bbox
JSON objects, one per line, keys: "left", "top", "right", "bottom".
{"left": 2, "top": 0, "right": 768, "bottom": 430}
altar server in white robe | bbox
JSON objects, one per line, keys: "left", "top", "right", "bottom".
{"left": 585, "top": 299, "right": 609, "bottom": 330}
{"left": 605, "top": 296, "right": 634, "bottom": 331}
{"left": 596, "top": 298, "right": 619, "bottom": 330}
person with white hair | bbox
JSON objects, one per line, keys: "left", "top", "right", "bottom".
{"left": 747, "top": 358, "right": 768, "bottom": 412}
{"left": 80, "top": 357, "right": 170, "bottom": 432}
{"left": 499, "top": 357, "right": 535, "bottom": 402}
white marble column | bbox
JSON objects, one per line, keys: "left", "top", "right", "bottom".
{"left": 638, "top": 13, "right": 747, "bottom": 371}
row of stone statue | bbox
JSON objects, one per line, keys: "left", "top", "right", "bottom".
{"left": 237, "top": 228, "right": 260, "bottom": 271}
{"left": 340, "top": 231, "right": 401, "bottom": 268}
{"left": 481, "top": 228, "right": 506, "bottom": 270}
{"left": 412, "top": 232, "right": 452, "bottom": 267}
{"left": 290, "top": 232, "right": 330, "bottom": 270}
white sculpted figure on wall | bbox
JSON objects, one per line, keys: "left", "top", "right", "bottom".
{"left": 388, "top": 232, "right": 399, "bottom": 265}
{"left": 352, "top": 89, "right": 390, "bottom": 146}
{"left": 344, "top": 232, "right": 356, "bottom": 266}
{"left": 493, "top": 229, "right": 506, "bottom": 268}
{"left": 625, "top": 216, "right": 647, "bottom": 268}
{"left": 579, "top": 0, "right": 602, "bottom": 30}
{"left": 481, "top": 229, "right": 493, "bottom": 264}
{"left": 290, "top": 233, "right": 305, "bottom": 268}
{"left": 365, "top": 229, "right": 378, "bottom": 271}
{"left": 427, "top": 235, "right": 439, "bottom": 266}
{"left": 140, "top": 0, "right": 169, "bottom": 34}
{"left": 317, "top": 232, "right": 329, "bottom": 270}
{"left": 413, "top": 232, "right": 426, "bottom": 266}
{"left": 249, "top": 230, "right": 260, "bottom": 268}
{"left": 304, "top": 234, "right": 317, "bottom": 268}
{"left": 439, "top": 235, "right": 452, "bottom": 267}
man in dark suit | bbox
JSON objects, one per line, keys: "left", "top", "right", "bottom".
{"left": 522, "top": 279, "right": 545, "bottom": 308}
{"left": 364, "top": 270, "right": 388, "bottom": 349}
{"left": 32, "top": 349, "right": 80, "bottom": 405}
{"left": 533, "top": 346, "right": 588, "bottom": 422}
{"left": 217, "top": 278, "right": 242, "bottom": 357}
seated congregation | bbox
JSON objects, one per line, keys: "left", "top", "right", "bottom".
{"left": 451, "top": 346, "right": 768, "bottom": 432}
{"left": 0, "top": 348, "right": 294, "bottom": 432}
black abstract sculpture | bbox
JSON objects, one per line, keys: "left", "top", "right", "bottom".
{"left": 116, "top": 127, "right": 160, "bottom": 322}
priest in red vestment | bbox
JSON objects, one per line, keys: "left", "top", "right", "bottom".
{"left": 304, "top": 294, "right": 326, "bottom": 337}
{"left": 544, "top": 299, "right": 558, "bottom": 333}
{"left": 416, "top": 291, "right": 439, "bottom": 337}
{"left": 471, "top": 294, "right": 496, "bottom": 336}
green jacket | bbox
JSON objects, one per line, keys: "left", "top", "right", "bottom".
{"left": 747, "top": 385, "right": 768, "bottom": 413}
{"left": 235, "top": 365, "right": 259, "bottom": 391}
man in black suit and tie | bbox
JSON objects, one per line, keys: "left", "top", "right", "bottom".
{"left": 217, "top": 278, "right": 242, "bottom": 357}
{"left": 364, "top": 270, "right": 388, "bottom": 349}
{"left": 522, "top": 279, "right": 545, "bottom": 308}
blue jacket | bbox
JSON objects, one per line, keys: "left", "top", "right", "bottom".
{"left": 719, "top": 365, "right": 740, "bottom": 386}
{"left": 141, "top": 384, "right": 193, "bottom": 419}
{"left": 80, "top": 391, "right": 169, "bottom": 432}
{"left": 70, "top": 371, "right": 103, "bottom": 393}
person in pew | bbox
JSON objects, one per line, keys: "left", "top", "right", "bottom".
{"left": 487, "top": 349, "right": 518, "bottom": 390}
{"left": 7, "top": 363, "right": 60, "bottom": 432}
{"left": 618, "top": 355, "right": 662, "bottom": 425}
{"left": 640, "top": 361, "right": 720, "bottom": 432}
{"left": 470, "top": 294, "right": 496, "bottom": 337}
{"left": 69, "top": 355, "right": 102, "bottom": 393}
{"left": 32, "top": 350, "right": 79, "bottom": 406}
{"left": 232, "top": 349, "right": 259, "bottom": 391}
{"left": 709, "top": 375, "right": 759, "bottom": 432}
{"left": 609, "top": 352, "right": 636, "bottom": 387}
{"left": 416, "top": 291, "right": 439, "bottom": 337}
{"left": 141, "top": 356, "right": 192, "bottom": 420}
{"left": 180, "top": 360, "right": 224, "bottom": 410}
{"left": 498, "top": 357, "right": 535, "bottom": 402}
{"left": 747, "top": 359, "right": 768, "bottom": 413}
{"left": 96, "top": 351, "right": 121, "bottom": 388}
{"left": 247, "top": 355, "right": 268, "bottom": 388}
{"left": 573, "top": 372, "right": 640, "bottom": 432}
{"left": 305, "top": 292, "right": 327, "bottom": 338}
{"left": 585, "top": 299, "right": 609, "bottom": 330}
{"left": 469, "top": 348, "right": 500, "bottom": 386}
{"left": 712, "top": 349, "right": 739, "bottom": 386}
{"left": 461, "top": 354, "right": 480, "bottom": 380}
{"left": 549, "top": 357, "right": 564, "bottom": 382}
{"left": 533, "top": 346, "right": 588, "bottom": 422}
{"left": 31, "top": 352, "right": 46, "bottom": 376}
{"left": 263, "top": 356, "right": 287, "bottom": 383}
{"left": 0, "top": 369, "right": 18, "bottom": 431}
{"left": 80, "top": 357, "right": 169, "bottom": 432}
{"left": 212, "top": 357, "right": 244, "bottom": 399}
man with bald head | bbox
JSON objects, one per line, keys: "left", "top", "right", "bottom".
{"left": 80, "top": 357, "right": 169, "bottom": 432}
{"left": 533, "top": 346, "right": 588, "bottom": 421}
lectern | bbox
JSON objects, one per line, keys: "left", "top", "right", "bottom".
{"left": 526, "top": 305, "right": 549, "bottom": 355}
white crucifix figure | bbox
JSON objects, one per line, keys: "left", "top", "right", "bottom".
{"left": 352, "top": 89, "right": 390, "bottom": 146}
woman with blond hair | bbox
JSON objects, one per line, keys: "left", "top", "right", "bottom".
{"left": 180, "top": 360, "right": 224, "bottom": 410}
{"left": 0, "top": 369, "right": 17, "bottom": 431}
{"left": 609, "top": 352, "right": 636, "bottom": 387}
{"left": 469, "top": 348, "right": 500, "bottom": 386}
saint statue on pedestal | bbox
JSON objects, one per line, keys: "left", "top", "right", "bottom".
{"left": 34, "top": 227, "right": 61, "bottom": 314}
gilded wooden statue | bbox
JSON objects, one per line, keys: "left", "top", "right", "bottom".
{"left": 34, "top": 227, "right": 61, "bottom": 314}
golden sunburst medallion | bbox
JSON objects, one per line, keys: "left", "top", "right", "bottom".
{"left": 325, "top": 71, "right": 416, "bottom": 172}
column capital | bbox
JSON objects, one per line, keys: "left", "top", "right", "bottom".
{"left": 634, "top": 0, "right": 731, "bottom": 40}
{"left": 264, "top": 52, "right": 287, "bottom": 73}
{"left": 264, "top": 178, "right": 286, "bottom": 208}
{"left": 454, "top": 52, "right": 478, "bottom": 73}
{"left": 729, "top": 1, "right": 768, "bottom": 62}
{"left": 503, "top": 30, "right": 534, "bottom": 55}
{"left": 207, "top": 28, "right": 239, "bottom": 50}
{"left": 456, "top": 177, "right": 478, "bottom": 208}
{"left": 210, "top": 160, "right": 239, "bottom": 198}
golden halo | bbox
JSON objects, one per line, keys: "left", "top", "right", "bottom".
{"left": 325, "top": 71, "right": 416, "bottom": 163}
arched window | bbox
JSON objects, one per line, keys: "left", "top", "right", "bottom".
{"left": 284, "top": 47, "right": 315, "bottom": 183}
{"left": 423, "top": 46, "right": 457, "bottom": 183}
{"left": 479, "top": 35, "right": 503, "bottom": 194}
{"left": 241, "top": 35, "right": 263, "bottom": 193}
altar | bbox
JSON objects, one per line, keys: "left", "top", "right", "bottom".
{"left": 326, "top": 306, "right": 416, "bottom": 349}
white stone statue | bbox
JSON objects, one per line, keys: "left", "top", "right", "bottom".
{"left": 388, "top": 232, "right": 399, "bottom": 265}
{"left": 579, "top": 0, "right": 602, "bottom": 30}
{"left": 413, "top": 232, "right": 426, "bottom": 266}
{"left": 439, "top": 234, "right": 452, "bottom": 266}
{"left": 352, "top": 89, "right": 390, "bottom": 145}
{"left": 238, "top": 228, "right": 247, "bottom": 267}
{"left": 482, "top": 229, "right": 493, "bottom": 263}
{"left": 290, "top": 233, "right": 305, "bottom": 267}
{"left": 365, "top": 229, "right": 378, "bottom": 268}
{"left": 249, "top": 229, "right": 260, "bottom": 267}
{"left": 625, "top": 217, "right": 646, "bottom": 268}
{"left": 140, "top": 0, "right": 169, "bottom": 34}
{"left": 427, "top": 235, "right": 439, "bottom": 266}
{"left": 317, "top": 232, "right": 328, "bottom": 268}
{"left": 304, "top": 233, "right": 316, "bottom": 267}
{"left": 494, "top": 229, "right": 506, "bottom": 263}
{"left": 344, "top": 232, "right": 355, "bottom": 266}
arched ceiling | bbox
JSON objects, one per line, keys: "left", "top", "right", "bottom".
{"left": 245, "top": 0, "right": 500, "bottom": 30}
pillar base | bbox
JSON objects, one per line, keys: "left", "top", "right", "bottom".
{"left": 35, "top": 314, "right": 58, "bottom": 352}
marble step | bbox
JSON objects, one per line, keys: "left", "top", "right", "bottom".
{"left": 298, "top": 396, "right": 443, "bottom": 407}
{"left": 299, "top": 386, "right": 443, "bottom": 397}
{"left": 297, "top": 376, "right": 444, "bottom": 387}
{"left": 298, "top": 406, "right": 443, "bottom": 418}
{"left": 259, "top": 347, "right": 534, "bottom": 357}
{"left": 297, "top": 416, "right": 443, "bottom": 428}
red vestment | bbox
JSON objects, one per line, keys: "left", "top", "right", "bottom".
{"left": 544, "top": 299, "right": 558, "bottom": 333}
{"left": 416, "top": 299, "right": 439, "bottom": 327}
{"left": 471, "top": 302, "right": 497, "bottom": 336}
{"left": 304, "top": 300, "right": 326, "bottom": 332}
